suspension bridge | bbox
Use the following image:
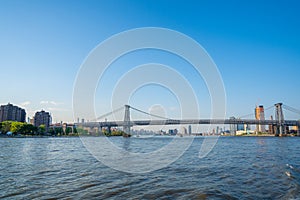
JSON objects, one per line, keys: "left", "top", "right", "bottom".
{"left": 75, "top": 103, "right": 300, "bottom": 136}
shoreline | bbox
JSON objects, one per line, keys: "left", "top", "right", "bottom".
{"left": 0, "top": 134, "right": 299, "bottom": 138}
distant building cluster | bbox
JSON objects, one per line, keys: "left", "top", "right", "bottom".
{"left": 0, "top": 103, "right": 26, "bottom": 123}
{"left": 155, "top": 126, "right": 194, "bottom": 136}
{"left": 0, "top": 103, "right": 52, "bottom": 131}
{"left": 131, "top": 129, "right": 157, "bottom": 135}
{"left": 1, "top": 102, "right": 298, "bottom": 136}
{"left": 228, "top": 105, "right": 267, "bottom": 136}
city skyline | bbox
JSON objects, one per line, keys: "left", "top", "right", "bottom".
{"left": 1, "top": 1, "right": 300, "bottom": 123}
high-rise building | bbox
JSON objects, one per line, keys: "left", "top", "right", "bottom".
{"left": 0, "top": 103, "right": 26, "bottom": 122}
{"left": 34, "top": 110, "right": 52, "bottom": 130}
{"left": 255, "top": 105, "right": 265, "bottom": 133}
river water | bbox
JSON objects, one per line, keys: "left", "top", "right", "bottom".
{"left": 1, "top": 136, "right": 300, "bottom": 199}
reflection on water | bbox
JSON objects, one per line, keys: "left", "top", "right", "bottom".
{"left": 1, "top": 137, "right": 300, "bottom": 199}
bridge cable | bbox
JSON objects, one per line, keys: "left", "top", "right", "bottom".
{"left": 264, "top": 105, "right": 274, "bottom": 111}
{"left": 238, "top": 113, "right": 254, "bottom": 119}
{"left": 94, "top": 106, "right": 124, "bottom": 121}
{"left": 130, "top": 106, "right": 171, "bottom": 120}
{"left": 283, "top": 105, "right": 300, "bottom": 115}
{"left": 238, "top": 105, "right": 274, "bottom": 119}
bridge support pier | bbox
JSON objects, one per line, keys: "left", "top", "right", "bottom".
{"left": 297, "top": 125, "right": 300, "bottom": 137}
{"left": 123, "top": 105, "right": 131, "bottom": 135}
{"left": 279, "top": 125, "right": 286, "bottom": 137}
{"left": 274, "top": 125, "right": 286, "bottom": 137}
{"left": 274, "top": 125, "right": 278, "bottom": 136}
{"left": 275, "top": 103, "right": 286, "bottom": 137}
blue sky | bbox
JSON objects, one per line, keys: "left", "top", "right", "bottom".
{"left": 0, "top": 0, "right": 300, "bottom": 124}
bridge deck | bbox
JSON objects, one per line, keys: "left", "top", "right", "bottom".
{"left": 76, "top": 119, "right": 300, "bottom": 127}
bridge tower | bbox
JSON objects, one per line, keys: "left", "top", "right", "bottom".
{"left": 123, "top": 105, "right": 131, "bottom": 135}
{"left": 275, "top": 103, "right": 285, "bottom": 136}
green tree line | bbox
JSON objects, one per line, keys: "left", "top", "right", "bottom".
{"left": 0, "top": 121, "right": 127, "bottom": 137}
{"left": 0, "top": 121, "right": 79, "bottom": 136}
{"left": 102, "top": 129, "right": 125, "bottom": 137}
{"left": 0, "top": 121, "right": 37, "bottom": 135}
{"left": 48, "top": 126, "right": 78, "bottom": 136}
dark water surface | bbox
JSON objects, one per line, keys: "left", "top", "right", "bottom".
{"left": 1, "top": 137, "right": 300, "bottom": 199}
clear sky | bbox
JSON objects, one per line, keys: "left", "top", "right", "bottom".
{"left": 0, "top": 0, "right": 300, "bottom": 124}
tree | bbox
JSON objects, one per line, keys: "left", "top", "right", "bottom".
{"left": 111, "top": 130, "right": 124, "bottom": 136}
{"left": 10, "top": 121, "right": 23, "bottom": 134}
{"left": 1, "top": 121, "right": 12, "bottom": 134}
{"left": 48, "top": 127, "right": 63, "bottom": 136}
{"left": 76, "top": 127, "right": 89, "bottom": 135}
{"left": 65, "top": 127, "right": 72, "bottom": 135}
{"left": 21, "top": 124, "right": 37, "bottom": 135}
{"left": 48, "top": 128, "right": 55, "bottom": 136}
{"left": 38, "top": 124, "right": 46, "bottom": 135}
{"left": 55, "top": 127, "right": 63, "bottom": 135}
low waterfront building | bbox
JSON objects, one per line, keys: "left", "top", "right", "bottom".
{"left": 236, "top": 130, "right": 255, "bottom": 136}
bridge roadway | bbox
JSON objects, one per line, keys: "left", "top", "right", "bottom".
{"left": 76, "top": 119, "right": 300, "bottom": 128}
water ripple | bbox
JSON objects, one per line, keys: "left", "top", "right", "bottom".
{"left": 0, "top": 137, "right": 300, "bottom": 199}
